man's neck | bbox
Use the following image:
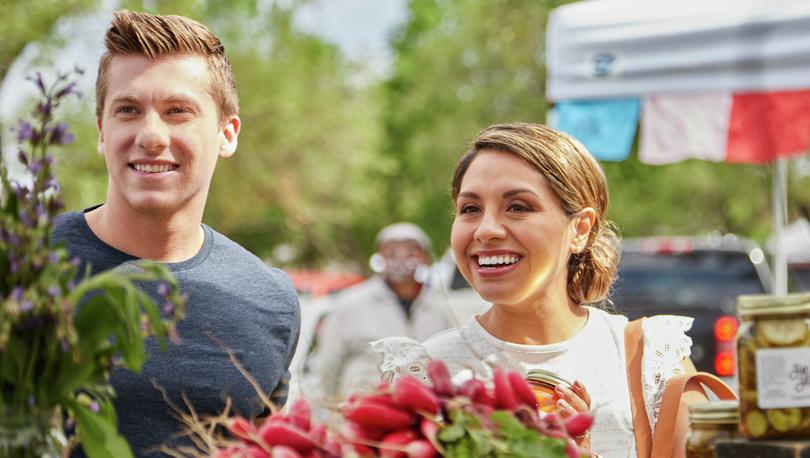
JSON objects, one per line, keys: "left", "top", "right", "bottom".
{"left": 85, "top": 203, "right": 205, "bottom": 262}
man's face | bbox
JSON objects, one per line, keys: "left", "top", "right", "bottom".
{"left": 97, "top": 54, "right": 239, "bottom": 216}
{"left": 378, "top": 240, "right": 430, "bottom": 284}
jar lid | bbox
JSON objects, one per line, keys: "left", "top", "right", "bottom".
{"left": 738, "top": 293, "right": 810, "bottom": 317}
{"left": 526, "top": 369, "right": 572, "bottom": 388}
{"left": 688, "top": 401, "right": 740, "bottom": 424}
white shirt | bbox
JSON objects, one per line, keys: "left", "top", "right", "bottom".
{"left": 372, "top": 307, "right": 693, "bottom": 458}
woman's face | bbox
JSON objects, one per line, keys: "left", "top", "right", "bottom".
{"left": 451, "top": 149, "right": 582, "bottom": 309}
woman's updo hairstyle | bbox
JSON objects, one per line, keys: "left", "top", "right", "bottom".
{"left": 450, "top": 122, "right": 620, "bottom": 305}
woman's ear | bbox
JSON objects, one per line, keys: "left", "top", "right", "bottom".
{"left": 570, "top": 207, "right": 596, "bottom": 254}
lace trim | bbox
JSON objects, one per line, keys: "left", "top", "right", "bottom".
{"left": 370, "top": 336, "right": 431, "bottom": 383}
{"left": 641, "top": 315, "right": 693, "bottom": 428}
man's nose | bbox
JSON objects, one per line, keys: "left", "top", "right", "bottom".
{"left": 135, "top": 111, "right": 169, "bottom": 154}
{"left": 474, "top": 211, "right": 507, "bottom": 243}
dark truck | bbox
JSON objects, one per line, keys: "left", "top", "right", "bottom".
{"left": 610, "top": 234, "right": 772, "bottom": 380}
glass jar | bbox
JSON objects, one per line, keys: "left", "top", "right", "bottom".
{"left": 526, "top": 369, "right": 572, "bottom": 414}
{"left": 685, "top": 401, "right": 740, "bottom": 458}
{"left": 737, "top": 293, "right": 810, "bottom": 440}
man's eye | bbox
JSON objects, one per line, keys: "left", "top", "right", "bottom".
{"left": 168, "top": 106, "right": 189, "bottom": 114}
{"left": 116, "top": 106, "right": 138, "bottom": 114}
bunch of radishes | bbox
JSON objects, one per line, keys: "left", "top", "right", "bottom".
{"left": 340, "top": 360, "right": 593, "bottom": 458}
{"left": 211, "top": 360, "right": 593, "bottom": 457}
{"left": 213, "top": 398, "right": 342, "bottom": 458}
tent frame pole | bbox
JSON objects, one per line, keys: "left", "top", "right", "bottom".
{"left": 773, "top": 157, "right": 788, "bottom": 295}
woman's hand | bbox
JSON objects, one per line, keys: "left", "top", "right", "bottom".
{"left": 555, "top": 380, "right": 593, "bottom": 451}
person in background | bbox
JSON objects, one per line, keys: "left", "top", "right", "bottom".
{"left": 311, "top": 223, "right": 453, "bottom": 399}
{"left": 374, "top": 123, "right": 708, "bottom": 458}
{"left": 54, "top": 10, "right": 300, "bottom": 456}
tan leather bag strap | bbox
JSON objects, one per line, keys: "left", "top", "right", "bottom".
{"left": 650, "top": 372, "right": 738, "bottom": 458}
{"left": 624, "top": 318, "right": 652, "bottom": 458}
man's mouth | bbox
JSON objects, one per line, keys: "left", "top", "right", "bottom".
{"left": 130, "top": 163, "right": 179, "bottom": 173}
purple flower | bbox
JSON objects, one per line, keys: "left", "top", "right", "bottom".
{"left": 67, "top": 280, "right": 76, "bottom": 291}
{"left": 43, "top": 177, "right": 58, "bottom": 191}
{"left": 44, "top": 155, "right": 54, "bottom": 166}
{"left": 48, "top": 251, "right": 60, "bottom": 264}
{"left": 27, "top": 72, "right": 46, "bottom": 94}
{"left": 56, "top": 82, "right": 77, "bottom": 98}
{"left": 48, "top": 285, "right": 61, "bottom": 297}
{"left": 61, "top": 339, "right": 70, "bottom": 352}
{"left": 11, "top": 287, "right": 23, "bottom": 301}
{"left": 15, "top": 120, "right": 34, "bottom": 143}
{"left": 35, "top": 203, "right": 48, "bottom": 222}
{"left": 21, "top": 300, "right": 33, "bottom": 312}
{"left": 13, "top": 183, "right": 29, "bottom": 200}
{"left": 49, "top": 122, "right": 75, "bottom": 145}
{"left": 157, "top": 282, "right": 170, "bottom": 297}
{"left": 35, "top": 99, "right": 53, "bottom": 118}
{"left": 18, "top": 210, "right": 33, "bottom": 227}
{"left": 89, "top": 401, "right": 100, "bottom": 413}
{"left": 29, "top": 160, "right": 41, "bottom": 175}
{"left": 162, "top": 302, "right": 175, "bottom": 315}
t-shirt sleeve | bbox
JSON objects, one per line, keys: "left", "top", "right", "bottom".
{"left": 267, "top": 269, "right": 301, "bottom": 409}
{"left": 641, "top": 315, "right": 694, "bottom": 429}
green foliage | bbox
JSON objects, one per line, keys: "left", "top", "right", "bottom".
{"left": 0, "top": 72, "right": 185, "bottom": 458}
{"left": 439, "top": 408, "right": 569, "bottom": 458}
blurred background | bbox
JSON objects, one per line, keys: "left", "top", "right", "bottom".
{"left": 2, "top": 0, "right": 810, "bottom": 383}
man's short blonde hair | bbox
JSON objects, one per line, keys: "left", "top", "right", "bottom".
{"left": 95, "top": 10, "right": 238, "bottom": 123}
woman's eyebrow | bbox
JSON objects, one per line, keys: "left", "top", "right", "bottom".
{"left": 503, "top": 188, "right": 540, "bottom": 198}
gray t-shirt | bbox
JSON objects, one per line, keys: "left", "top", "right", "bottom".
{"left": 54, "top": 209, "right": 300, "bottom": 457}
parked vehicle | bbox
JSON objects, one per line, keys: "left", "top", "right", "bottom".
{"left": 610, "top": 234, "right": 771, "bottom": 380}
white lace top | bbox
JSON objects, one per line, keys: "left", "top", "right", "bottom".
{"left": 371, "top": 307, "right": 693, "bottom": 458}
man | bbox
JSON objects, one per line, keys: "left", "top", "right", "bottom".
{"left": 312, "top": 222, "right": 452, "bottom": 397}
{"left": 53, "top": 10, "right": 300, "bottom": 456}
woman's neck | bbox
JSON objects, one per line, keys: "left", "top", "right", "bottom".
{"left": 477, "top": 296, "right": 589, "bottom": 345}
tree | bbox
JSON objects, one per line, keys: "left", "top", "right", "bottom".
{"left": 0, "top": 0, "right": 97, "bottom": 158}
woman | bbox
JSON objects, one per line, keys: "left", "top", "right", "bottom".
{"left": 373, "top": 123, "right": 707, "bottom": 458}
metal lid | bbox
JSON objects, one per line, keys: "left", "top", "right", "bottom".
{"left": 526, "top": 369, "right": 572, "bottom": 388}
{"left": 737, "top": 293, "right": 810, "bottom": 318}
{"left": 688, "top": 401, "right": 740, "bottom": 424}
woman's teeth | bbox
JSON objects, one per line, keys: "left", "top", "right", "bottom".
{"left": 478, "top": 255, "right": 520, "bottom": 267}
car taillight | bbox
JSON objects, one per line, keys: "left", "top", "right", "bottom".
{"left": 713, "top": 316, "right": 738, "bottom": 376}
{"left": 714, "top": 316, "right": 738, "bottom": 342}
{"left": 714, "top": 351, "right": 735, "bottom": 376}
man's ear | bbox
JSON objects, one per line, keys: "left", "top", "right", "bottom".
{"left": 570, "top": 207, "right": 596, "bottom": 254}
{"left": 96, "top": 117, "right": 105, "bottom": 155}
{"left": 218, "top": 115, "right": 240, "bottom": 159}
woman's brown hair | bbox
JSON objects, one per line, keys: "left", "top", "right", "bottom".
{"left": 451, "top": 122, "right": 619, "bottom": 305}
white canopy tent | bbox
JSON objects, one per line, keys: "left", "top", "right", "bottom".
{"left": 546, "top": 0, "right": 810, "bottom": 295}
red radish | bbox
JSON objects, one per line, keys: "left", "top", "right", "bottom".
{"left": 405, "top": 439, "right": 438, "bottom": 458}
{"left": 379, "top": 430, "right": 420, "bottom": 458}
{"left": 361, "top": 393, "right": 400, "bottom": 409}
{"left": 419, "top": 417, "right": 439, "bottom": 448}
{"left": 347, "top": 422, "right": 389, "bottom": 442}
{"left": 308, "top": 424, "right": 326, "bottom": 445}
{"left": 288, "top": 398, "right": 312, "bottom": 431}
{"left": 459, "top": 379, "right": 496, "bottom": 407}
{"left": 258, "top": 422, "right": 318, "bottom": 452}
{"left": 270, "top": 446, "right": 302, "bottom": 458}
{"left": 227, "top": 417, "right": 256, "bottom": 442}
{"left": 564, "top": 412, "right": 594, "bottom": 438}
{"left": 565, "top": 438, "right": 583, "bottom": 458}
{"left": 393, "top": 376, "right": 440, "bottom": 415}
{"left": 507, "top": 371, "right": 539, "bottom": 410}
{"left": 349, "top": 443, "right": 376, "bottom": 456}
{"left": 266, "top": 414, "right": 289, "bottom": 424}
{"left": 242, "top": 445, "right": 272, "bottom": 458}
{"left": 323, "top": 435, "right": 342, "bottom": 456}
{"left": 493, "top": 369, "right": 518, "bottom": 410}
{"left": 427, "top": 360, "right": 454, "bottom": 396}
{"left": 345, "top": 401, "right": 415, "bottom": 430}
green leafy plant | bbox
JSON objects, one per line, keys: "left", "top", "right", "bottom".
{"left": 0, "top": 70, "right": 186, "bottom": 457}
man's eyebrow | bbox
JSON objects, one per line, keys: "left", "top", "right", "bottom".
{"left": 165, "top": 95, "right": 202, "bottom": 110}
{"left": 110, "top": 94, "right": 141, "bottom": 105}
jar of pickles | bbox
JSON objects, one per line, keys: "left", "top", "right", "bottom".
{"left": 526, "top": 369, "right": 572, "bottom": 414}
{"left": 737, "top": 293, "right": 810, "bottom": 439}
{"left": 685, "top": 401, "right": 740, "bottom": 458}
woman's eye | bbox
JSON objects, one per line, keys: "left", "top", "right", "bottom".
{"left": 458, "top": 204, "right": 479, "bottom": 214}
{"left": 508, "top": 203, "right": 530, "bottom": 212}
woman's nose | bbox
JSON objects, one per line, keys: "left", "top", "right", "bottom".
{"left": 474, "top": 211, "right": 507, "bottom": 243}
{"left": 135, "top": 111, "right": 169, "bottom": 154}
